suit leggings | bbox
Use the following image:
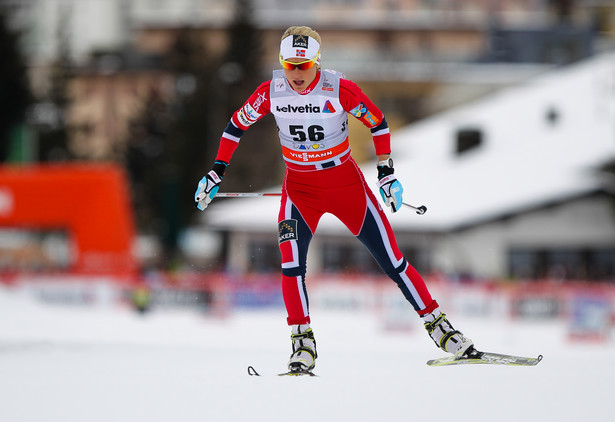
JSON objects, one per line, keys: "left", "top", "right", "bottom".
{"left": 278, "top": 157, "right": 438, "bottom": 325}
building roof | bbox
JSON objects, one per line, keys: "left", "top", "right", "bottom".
{"left": 203, "top": 51, "right": 615, "bottom": 234}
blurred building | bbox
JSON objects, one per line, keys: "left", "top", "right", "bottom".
{"left": 3, "top": 0, "right": 613, "bottom": 161}
{"left": 1, "top": 0, "right": 614, "bottom": 277}
{"left": 203, "top": 50, "right": 615, "bottom": 281}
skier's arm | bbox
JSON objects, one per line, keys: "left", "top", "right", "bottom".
{"left": 215, "top": 81, "right": 272, "bottom": 163}
{"left": 339, "top": 79, "right": 402, "bottom": 213}
{"left": 339, "top": 78, "right": 391, "bottom": 157}
{"left": 195, "top": 81, "right": 271, "bottom": 211}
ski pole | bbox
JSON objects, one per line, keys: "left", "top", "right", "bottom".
{"left": 216, "top": 193, "right": 427, "bottom": 215}
{"left": 216, "top": 193, "right": 283, "bottom": 198}
{"left": 404, "top": 203, "right": 427, "bottom": 215}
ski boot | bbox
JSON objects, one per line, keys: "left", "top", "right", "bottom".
{"left": 287, "top": 324, "right": 317, "bottom": 373}
{"left": 422, "top": 309, "right": 476, "bottom": 357}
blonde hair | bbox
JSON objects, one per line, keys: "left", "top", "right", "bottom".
{"left": 281, "top": 26, "right": 321, "bottom": 45}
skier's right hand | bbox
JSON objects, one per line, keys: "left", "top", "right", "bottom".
{"left": 195, "top": 161, "right": 227, "bottom": 211}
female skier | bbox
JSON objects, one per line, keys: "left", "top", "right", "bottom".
{"left": 195, "top": 26, "right": 475, "bottom": 373}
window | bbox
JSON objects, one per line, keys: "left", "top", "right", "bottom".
{"left": 508, "top": 247, "right": 615, "bottom": 281}
{"left": 455, "top": 128, "right": 483, "bottom": 155}
{"left": 321, "top": 242, "right": 431, "bottom": 275}
{"left": 322, "top": 242, "right": 381, "bottom": 274}
{"left": 248, "top": 241, "right": 279, "bottom": 272}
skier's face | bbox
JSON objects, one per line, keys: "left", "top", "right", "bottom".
{"left": 282, "top": 58, "right": 319, "bottom": 92}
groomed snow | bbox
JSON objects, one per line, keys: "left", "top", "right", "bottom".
{"left": 0, "top": 284, "right": 612, "bottom": 422}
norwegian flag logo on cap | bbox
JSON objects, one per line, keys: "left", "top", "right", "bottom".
{"left": 296, "top": 49, "right": 306, "bottom": 57}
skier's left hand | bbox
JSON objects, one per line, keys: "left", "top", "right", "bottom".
{"left": 377, "top": 162, "right": 403, "bottom": 213}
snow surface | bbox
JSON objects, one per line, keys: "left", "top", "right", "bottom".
{"left": 0, "top": 284, "right": 612, "bottom": 422}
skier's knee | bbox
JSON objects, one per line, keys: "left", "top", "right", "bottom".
{"left": 383, "top": 259, "right": 407, "bottom": 279}
{"left": 282, "top": 266, "right": 304, "bottom": 278}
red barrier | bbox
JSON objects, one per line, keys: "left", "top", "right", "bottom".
{"left": 0, "top": 164, "right": 137, "bottom": 277}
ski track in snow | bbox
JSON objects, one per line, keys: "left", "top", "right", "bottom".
{"left": 0, "top": 285, "right": 612, "bottom": 422}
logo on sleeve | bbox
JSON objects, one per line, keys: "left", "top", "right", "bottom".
{"left": 364, "top": 111, "right": 380, "bottom": 126}
{"left": 350, "top": 103, "right": 368, "bottom": 118}
{"left": 278, "top": 219, "right": 298, "bottom": 243}
{"left": 237, "top": 109, "right": 251, "bottom": 127}
{"left": 350, "top": 103, "right": 381, "bottom": 126}
{"left": 242, "top": 103, "right": 261, "bottom": 123}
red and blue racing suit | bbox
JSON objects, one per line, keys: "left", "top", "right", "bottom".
{"left": 215, "top": 69, "right": 438, "bottom": 325}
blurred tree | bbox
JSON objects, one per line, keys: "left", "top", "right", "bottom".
{"left": 126, "top": 23, "right": 223, "bottom": 267}
{"left": 217, "top": 0, "right": 282, "bottom": 194}
{"left": 125, "top": 0, "right": 282, "bottom": 268}
{"left": 0, "top": 6, "right": 32, "bottom": 162}
{"left": 157, "top": 26, "right": 216, "bottom": 265}
{"left": 548, "top": 0, "right": 575, "bottom": 24}
{"left": 36, "top": 2, "right": 73, "bottom": 162}
{"left": 126, "top": 86, "right": 174, "bottom": 255}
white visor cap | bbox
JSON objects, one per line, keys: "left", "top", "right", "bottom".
{"left": 280, "top": 34, "right": 321, "bottom": 63}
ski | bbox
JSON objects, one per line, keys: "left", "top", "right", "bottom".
{"left": 247, "top": 366, "right": 318, "bottom": 377}
{"left": 427, "top": 351, "right": 543, "bottom": 367}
